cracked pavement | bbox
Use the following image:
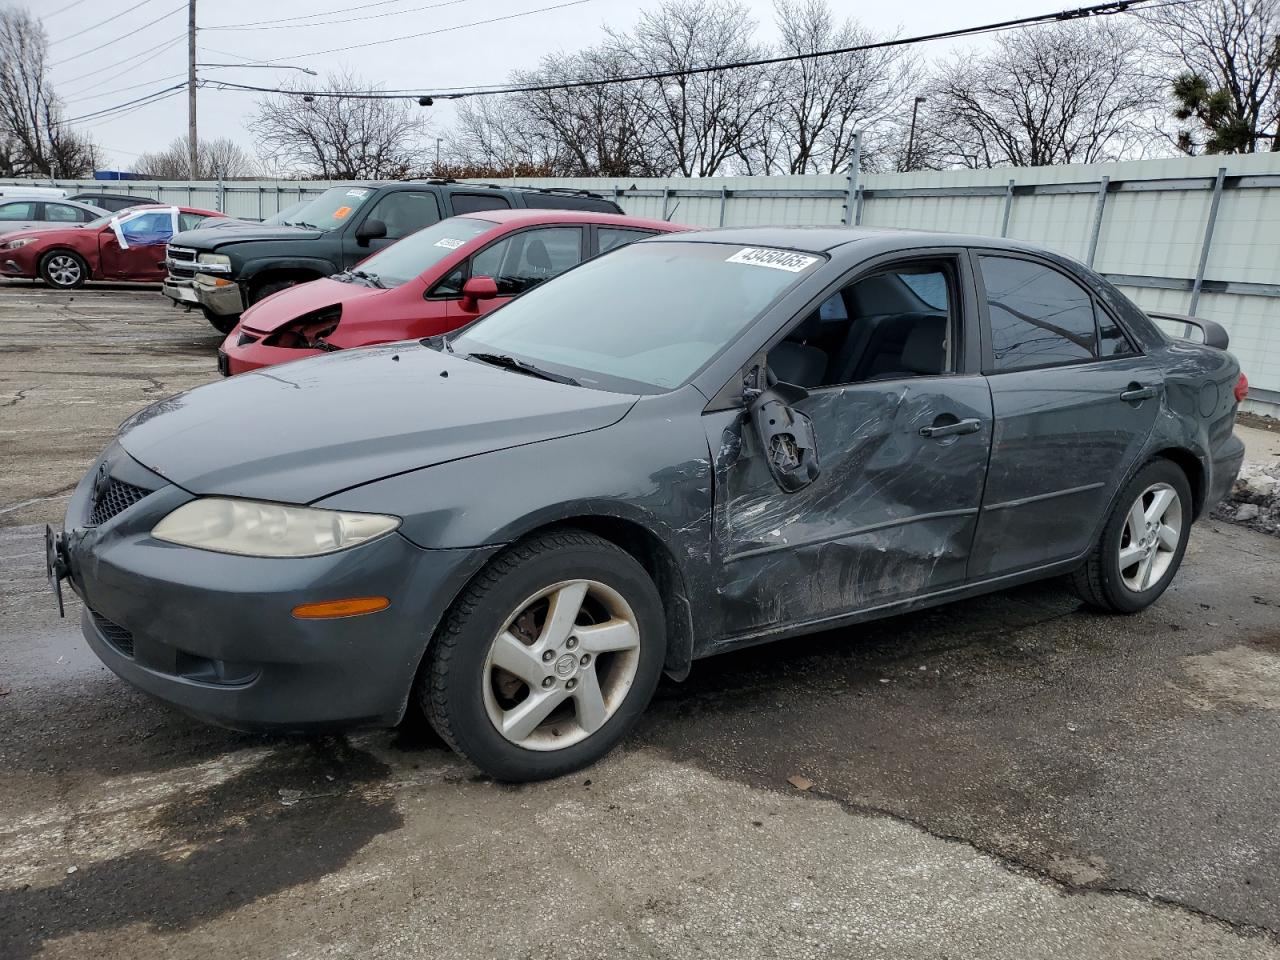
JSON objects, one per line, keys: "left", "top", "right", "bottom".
{"left": 3, "top": 282, "right": 1280, "bottom": 958}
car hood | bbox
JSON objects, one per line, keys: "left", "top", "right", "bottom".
{"left": 117, "top": 343, "right": 637, "bottom": 503}
{"left": 241, "top": 277, "right": 386, "bottom": 333}
{"left": 171, "top": 223, "right": 324, "bottom": 250}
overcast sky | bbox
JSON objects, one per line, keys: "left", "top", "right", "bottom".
{"left": 31, "top": 0, "right": 1038, "bottom": 172}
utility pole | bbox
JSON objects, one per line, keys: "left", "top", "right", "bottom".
{"left": 188, "top": 0, "right": 198, "bottom": 179}
{"left": 905, "top": 96, "right": 926, "bottom": 172}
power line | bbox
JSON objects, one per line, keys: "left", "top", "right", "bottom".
{"left": 209, "top": 0, "right": 1168, "bottom": 102}
{"left": 205, "top": 0, "right": 419, "bottom": 30}
{"left": 42, "top": 0, "right": 93, "bottom": 17}
{"left": 64, "top": 71, "right": 188, "bottom": 105}
{"left": 204, "top": 0, "right": 471, "bottom": 31}
{"left": 56, "top": 33, "right": 186, "bottom": 87}
{"left": 49, "top": 3, "right": 186, "bottom": 67}
{"left": 64, "top": 82, "right": 189, "bottom": 124}
{"left": 48, "top": 0, "right": 163, "bottom": 47}
{"left": 245, "top": 0, "right": 592, "bottom": 64}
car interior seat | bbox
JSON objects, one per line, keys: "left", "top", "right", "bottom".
{"left": 768, "top": 313, "right": 827, "bottom": 388}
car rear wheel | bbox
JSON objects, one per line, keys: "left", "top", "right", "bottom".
{"left": 1072, "top": 459, "right": 1192, "bottom": 613}
{"left": 39, "top": 251, "right": 88, "bottom": 289}
{"left": 420, "top": 529, "right": 666, "bottom": 782}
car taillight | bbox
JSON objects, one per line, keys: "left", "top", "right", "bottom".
{"left": 1234, "top": 372, "right": 1249, "bottom": 404}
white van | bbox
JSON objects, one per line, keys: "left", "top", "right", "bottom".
{"left": 0, "top": 186, "right": 68, "bottom": 200}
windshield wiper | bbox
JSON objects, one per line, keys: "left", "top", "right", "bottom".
{"left": 284, "top": 220, "right": 319, "bottom": 229}
{"left": 349, "top": 268, "right": 384, "bottom": 288}
{"left": 464, "top": 352, "right": 579, "bottom": 386}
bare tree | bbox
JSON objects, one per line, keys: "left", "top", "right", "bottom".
{"left": 925, "top": 21, "right": 1162, "bottom": 168}
{"left": 1144, "top": 0, "right": 1280, "bottom": 153}
{"left": 249, "top": 71, "right": 431, "bottom": 179}
{"left": 134, "top": 136, "right": 256, "bottom": 179}
{"left": 612, "top": 0, "right": 771, "bottom": 177}
{"left": 0, "top": 7, "right": 99, "bottom": 177}
{"left": 755, "top": 0, "right": 914, "bottom": 174}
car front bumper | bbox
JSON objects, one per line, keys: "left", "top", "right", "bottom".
{"left": 176, "top": 272, "right": 246, "bottom": 316}
{"left": 61, "top": 443, "right": 497, "bottom": 730}
{"left": 220, "top": 335, "right": 324, "bottom": 376}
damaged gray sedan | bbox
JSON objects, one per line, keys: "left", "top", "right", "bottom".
{"left": 49, "top": 228, "right": 1247, "bottom": 781}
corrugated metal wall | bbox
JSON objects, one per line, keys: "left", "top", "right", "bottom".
{"left": 5, "top": 152, "right": 1278, "bottom": 411}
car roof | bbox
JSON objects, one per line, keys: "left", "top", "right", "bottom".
{"left": 458, "top": 208, "right": 680, "bottom": 231}
{"left": 646, "top": 225, "right": 1063, "bottom": 257}
{"left": 115, "top": 204, "right": 225, "bottom": 217}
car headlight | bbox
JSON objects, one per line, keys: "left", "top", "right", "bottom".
{"left": 152, "top": 498, "right": 400, "bottom": 557}
{"left": 1, "top": 237, "right": 36, "bottom": 250}
{"left": 197, "top": 253, "right": 232, "bottom": 267}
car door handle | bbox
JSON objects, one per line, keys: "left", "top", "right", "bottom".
{"left": 919, "top": 418, "right": 982, "bottom": 439}
{"left": 1120, "top": 385, "right": 1159, "bottom": 402}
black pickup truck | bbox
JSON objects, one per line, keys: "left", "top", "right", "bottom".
{"left": 162, "top": 180, "right": 623, "bottom": 332}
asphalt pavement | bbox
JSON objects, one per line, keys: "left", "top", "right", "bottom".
{"left": 2, "top": 280, "right": 1279, "bottom": 959}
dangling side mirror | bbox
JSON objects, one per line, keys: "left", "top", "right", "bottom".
{"left": 746, "top": 378, "right": 821, "bottom": 493}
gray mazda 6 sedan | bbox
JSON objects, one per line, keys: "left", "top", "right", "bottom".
{"left": 49, "top": 227, "right": 1247, "bottom": 781}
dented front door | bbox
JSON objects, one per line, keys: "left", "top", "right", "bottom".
{"left": 707, "top": 376, "right": 994, "bottom": 640}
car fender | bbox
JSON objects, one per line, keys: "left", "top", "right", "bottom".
{"left": 238, "top": 255, "right": 337, "bottom": 286}
{"left": 315, "top": 387, "right": 716, "bottom": 673}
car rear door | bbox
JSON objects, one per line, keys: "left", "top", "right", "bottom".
{"left": 708, "top": 251, "right": 995, "bottom": 639}
{"left": 966, "top": 251, "right": 1164, "bottom": 580}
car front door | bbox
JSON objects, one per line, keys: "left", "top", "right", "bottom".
{"left": 345, "top": 189, "right": 442, "bottom": 267}
{"left": 707, "top": 253, "right": 995, "bottom": 640}
{"left": 966, "top": 252, "right": 1164, "bottom": 580}
{"left": 97, "top": 209, "right": 174, "bottom": 279}
{"left": 444, "top": 225, "right": 586, "bottom": 324}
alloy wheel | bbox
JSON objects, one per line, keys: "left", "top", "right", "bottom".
{"left": 1118, "top": 481, "right": 1182, "bottom": 593}
{"left": 46, "top": 254, "right": 82, "bottom": 287}
{"left": 482, "top": 578, "right": 641, "bottom": 751}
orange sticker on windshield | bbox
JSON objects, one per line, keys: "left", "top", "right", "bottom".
{"left": 333, "top": 206, "right": 352, "bottom": 219}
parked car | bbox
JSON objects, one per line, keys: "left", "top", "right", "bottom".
{"left": 161, "top": 180, "right": 626, "bottom": 332}
{"left": 49, "top": 228, "right": 1246, "bottom": 781}
{"left": 68, "top": 192, "right": 157, "bottom": 213}
{"left": 218, "top": 209, "right": 682, "bottom": 376}
{"left": 0, "top": 197, "right": 106, "bottom": 232}
{"left": 0, "top": 185, "right": 68, "bottom": 200}
{"left": 1, "top": 205, "right": 225, "bottom": 288}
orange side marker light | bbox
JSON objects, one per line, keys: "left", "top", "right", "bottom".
{"left": 292, "top": 597, "right": 390, "bottom": 619}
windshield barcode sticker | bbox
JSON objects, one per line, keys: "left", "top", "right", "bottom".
{"left": 345, "top": 189, "right": 370, "bottom": 198}
{"left": 726, "top": 248, "right": 820, "bottom": 272}
{"left": 434, "top": 238, "right": 466, "bottom": 249}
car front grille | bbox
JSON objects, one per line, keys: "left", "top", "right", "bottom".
{"left": 166, "top": 245, "right": 198, "bottom": 280}
{"left": 91, "top": 611, "right": 134, "bottom": 657}
{"left": 89, "top": 477, "right": 153, "bottom": 526}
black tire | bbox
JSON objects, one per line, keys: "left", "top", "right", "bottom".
{"left": 39, "top": 250, "right": 88, "bottom": 289}
{"left": 250, "top": 278, "right": 300, "bottom": 305}
{"left": 420, "top": 529, "right": 666, "bottom": 782}
{"left": 1072, "top": 458, "right": 1193, "bottom": 613}
{"left": 201, "top": 305, "right": 238, "bottom": 335}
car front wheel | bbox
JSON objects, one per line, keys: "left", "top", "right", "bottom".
{"left": 1073, "top": 459, "right": 1193, "bottom": 613}
{"left": 202, "top": 305, "right": 237, "bottom": 335}
{"left": 40, "top": 251, "right": 88, "bottom": 289}
{"left": 421, "top": 530, "right": 666, "bottom": 781}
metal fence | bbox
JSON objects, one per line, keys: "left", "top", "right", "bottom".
{"left": 5, "top": 151, "right": 1279, "bottom": 413}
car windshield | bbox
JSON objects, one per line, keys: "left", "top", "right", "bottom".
{"left": 281, "top": 186, "right": 375, "bottom": 231}
{"left": 83, "top": 211, "right": 128, "bottom": 229}
{"left": 262, "top": 200, "right": 308, "bottom": 226}
{"left": 348, "top": 216, "right": 494, "bottom": 287}
{"left": 451, "top": 241, "right": 824, "bottom": 392}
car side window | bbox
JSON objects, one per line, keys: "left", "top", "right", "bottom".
{"left": 598, "top": 227, "right": 656, "bottom": 254}
{"left": 1095, "top": 303, "right": 1137, "bottom": 357}
{"left": 470, "top": 227, "right": 582, "bottom": 296}
{"left": 362, "top": 191, "right": 441, "bottom": 241}
{"left": 766, "top": 259, "right": 958, "bottom": 389}
{"left": 178, "top": 213, "right": 208, "bottom": 231}
{"left": 979, "top": 256, "right": 1097, "bottom": 370}
{"left": 0, "top": 201, "right": 36, "bottom": 220}
{"left": 450, "top": 193, "right": 511, "bottom": 214}
{"left": 45, "top": 203, "right": 83, "bottom": 223}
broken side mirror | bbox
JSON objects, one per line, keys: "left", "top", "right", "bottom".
{"left": 747, "top": 379, "right": 821, "bottom": 493}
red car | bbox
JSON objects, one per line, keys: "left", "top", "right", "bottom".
{"left": 0, "top": 205, "right": 225, "bottom": 289}
{"left": 218, "top": 209, "right": 682, "bottom": 375}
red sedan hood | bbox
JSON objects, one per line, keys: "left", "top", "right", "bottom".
{"left": 241, "top": 277, "right": 392, "bottom": 334}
